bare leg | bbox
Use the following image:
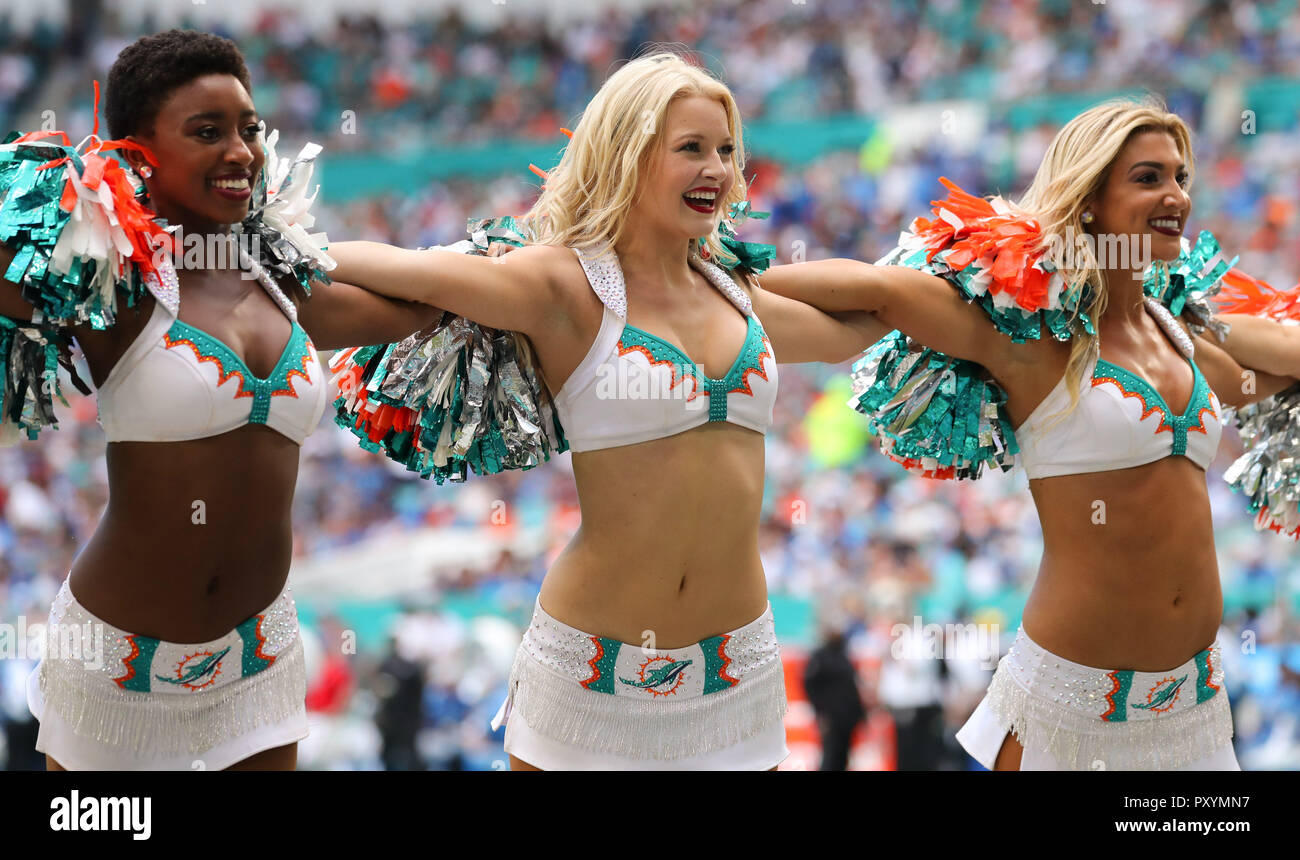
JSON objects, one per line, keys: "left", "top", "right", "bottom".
{"left": 993, "top": 733, "right": 1022, "bottom": 771}
{"left": 46, "top": 756, "right": 65, "bottom": 771}
{"left": 226, "top": 742, "right": 298, "bottom": 771}
{"left": 509, "top": 754, "right": 542, "bottom": 771}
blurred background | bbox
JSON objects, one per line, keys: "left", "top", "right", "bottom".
{"left": 1, "top": 0, "right": 1298, "bottom": 770}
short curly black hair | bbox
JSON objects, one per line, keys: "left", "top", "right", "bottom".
{"left": 105, "top": 29, "right": 252, "bottom": 139}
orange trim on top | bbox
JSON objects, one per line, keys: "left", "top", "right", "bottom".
{"left": 713, "top": 334, "right": 772, "bottom": 398}
{"left": 615, "top": 341, "right": 702, "bottom": 400}
{"left": 270, "top": 344, "right": 315, "bottom": 399}
{"left": 1090, "top": 375, "right": 1171, "bottom": 431}
{"left": 163, "top": 334, "right": 254, "bottom": 398}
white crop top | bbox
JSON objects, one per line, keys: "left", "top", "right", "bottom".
{"left": 553, "top": 246, "right": 778, "bottom": 453}
{"left": 1016, "top": 302, "right": 1224, "bottom": 479}
{"left": 95, "top": 258, "right": 329, "bottom": 445}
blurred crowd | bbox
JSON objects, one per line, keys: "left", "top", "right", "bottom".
{"left": 2, "top": 0, "right": 1300, "bottom": 769}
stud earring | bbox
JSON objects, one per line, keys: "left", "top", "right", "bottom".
{"left": 139, "top": 165, "right": 153, "bottom": 179}
{"left": 1080, "top": 211, "right": 1094, "bottom": 224}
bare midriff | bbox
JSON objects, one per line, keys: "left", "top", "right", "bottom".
{"left": 1024, "top": 456, "right": 1221, "bottom": 672}
{"left": 67, "top": 427, "right": 299, "bottom": 644}
{"left": 539, "top": 423, "right": 769, "bottom": 649}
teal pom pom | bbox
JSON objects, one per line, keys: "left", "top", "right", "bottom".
{"left": 1143, "top": 230, "right": 1234, "bottom": 339}
{"left": 331, "top": 218, "right": 567, "bottom": 484}
{"left": 849, "top": 330, "right": 1019, "bottom": 480}
{"left": 716, "top": 221, "right": 775, "bottom": 275}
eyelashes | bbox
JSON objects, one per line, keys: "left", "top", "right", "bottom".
{"left": 679, "top": 141, "right": 736, "bottom": 156}
{"left": 1137, "top": 172, "right": 1189, "bottom": 188}
{"left": 195, "top": 124, "right": 263, "bottom": 141}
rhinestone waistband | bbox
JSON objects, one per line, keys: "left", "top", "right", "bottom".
{"left": 1001, "top": 626, "right": 1223, "bottom": 723}
{"left": 41, "top": 576, "right": 299, "bottom": 695}
{"left": 521, "top": 599, "right": 781, "bottom": 700}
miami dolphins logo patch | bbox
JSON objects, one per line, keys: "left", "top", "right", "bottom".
{"left": 619, "top": 656, "right": 692, "bottom": 697}
{"left": 157, "top": 645, "right": 231, "bottom": 691}
{"left": 1131, "top": 674, "right": 1186, "bottom": 714}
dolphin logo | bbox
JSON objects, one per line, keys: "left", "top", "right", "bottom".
{"left": 157, "top": 646, "right": 231, "bottom": 687}
{"left": 620, "top": 659, "right": 692, "bottom": 690}
{"left": 1132, "top": 674, "right": 1186, "bottom": 711}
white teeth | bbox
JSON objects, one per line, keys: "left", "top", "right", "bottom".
{"left": 1150, "top": 218, "right": 1179, "bottom": 228}
{"left": 210, "top": 178, "right": 249, "bottom": 190}
{"left": 684, "top": 192, "right": 717, "bottom": 202}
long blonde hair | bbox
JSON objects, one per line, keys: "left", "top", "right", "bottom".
{"left": 1017, "top": 97, "right": 1194, "bottom": 412}
{"left": 521, "top": 49, "right": 747, "bottom": 266}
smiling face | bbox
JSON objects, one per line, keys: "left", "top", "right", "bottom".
{"left": 636, "top": 94, "right": 737, "bottom": 244}
{"left": 124, "top": 73, "right": 265, "bottom": 232}
{"left": 1087, "top": 129, "right": 1191, "bottom": 264}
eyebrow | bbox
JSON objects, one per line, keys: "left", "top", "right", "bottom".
{"left": 673, "top": 133, "right": 735, "bottom": 145}
{"left": 1128, "top": 161, "right": 1187, "bottom": 172}
{"left": 184, "top": 110, "right": 259, "bottom": 123}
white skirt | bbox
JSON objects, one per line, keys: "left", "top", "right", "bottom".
{"left": 492, "top": 599, "right": 789, "bottom": 770}
{"left": 957, "top": 626, "right": 1238, "bottom": 771}
{"left": 27, "top": 576, "right": 309, "bottom": 771}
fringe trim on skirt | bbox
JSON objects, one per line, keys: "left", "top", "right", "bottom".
{"left": 35, "top": 636, "right": 307, "bottom": 758}
{"left": 504, "top": 644, "right": 788, "bottom": 761}
{"left": 984, "top": 662, "right": 1234, "bottom": 771}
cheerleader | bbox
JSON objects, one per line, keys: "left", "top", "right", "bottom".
{"left": 761, "top": 98, "right": 1295, "bottom": 770}
{"left": 325, "top": 51, "right": 885, "bottom": 769}
{"left": 0, "top": 29, "right": 438, "bottom": 770}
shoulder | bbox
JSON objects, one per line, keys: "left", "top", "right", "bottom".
{"left": 521, "top": 244, "right": 594, "bottom": 305}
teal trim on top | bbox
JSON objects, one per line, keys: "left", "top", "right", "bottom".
{"left": 1093, "top": 357, "right": 1213, "bottom": 457}
{"left": 618, "top": 316, "right": 769, "bottom": 422}
{"left": 167, "top": 319, "right": 311, "bottom": 425}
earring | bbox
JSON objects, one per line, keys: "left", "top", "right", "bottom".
{"left": 138, "top": 165, "right": 153, "bottom": 179}
{"left": 1081, "top": 211, "right": 1094, "bottom": 224}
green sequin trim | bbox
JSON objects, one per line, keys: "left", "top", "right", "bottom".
{"left": 1093, "top": 358, "right": 1212, "bottom": 458}
{"left": 236, "top": 616, "right": 276, "bottom": 677}
{"left": 118, "top": 635, "right": 157, "bottom": 693}
{"left": 582, "top": 637, "right": 621, "bottom": 695}
{"left": 167, "top": 319, "right": 311, "bottom": 425}
{"left": 619, "top": 316, "right": 770, "bottom": 423}
{"left": 1194, "top": 649, "right": 1219, "bottom": 704}
{"left": 699, "top": 635, "right": 739, "bottom": 694}
{"left": 1103, "top": 670, "right": 1133, "bottom": 723}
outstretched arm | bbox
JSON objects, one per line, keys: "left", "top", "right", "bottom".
{"left": 759, "top": 258, "right": 1020, "bottom": 375}
{"left": 1194, "top": 330, "right": 1295, "bottom": 407}
{"left": 326, "top": 241, "right": 568, "bottom": 338}
{"left": 748, "top": 282, "right": 888, "bottom": 364}
{"left": 288, "top": 277, "right": 445, "bottom": 351}
{"left": 1216, "top": 313, "right": 1300, "bottom": 379}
